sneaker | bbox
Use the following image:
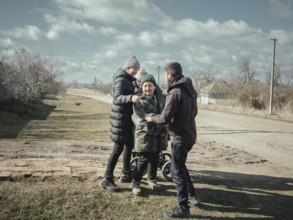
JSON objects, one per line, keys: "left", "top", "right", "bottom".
{"left": 188, "top": 192, "right": 200, "bottom": 206}
{"left": 131, "top": 180, "right": 142, "bottom": 196}
{"left": 119, "top": 173, "right": 132, "bottom": 183}
{"left": 148, "top": 180, "right": 162, "bottom": 191}
{"left": 99, "top": 178, "right": 120, "bottom": 192}
{"left": 164, "top": 206, "right": 191, "bottom": 218}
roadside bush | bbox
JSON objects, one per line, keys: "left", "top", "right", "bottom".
{"left": 273, "top": 85, "right": 293, "bottom": 111}
{"left": 0, "top": 48, "right": 62, "bottom": 105}
{"left": 235, "top": 82, "right": 266, "bottom": 110}
{"left": 284, "top": 99, "right": 293, "bottom": 113}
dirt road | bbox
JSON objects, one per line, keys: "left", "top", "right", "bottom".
{"left": 197, "top": 110, "right": 293, "bottom": 169}
{"left": 66, "top": 91, "right": 113, "bottom": 104}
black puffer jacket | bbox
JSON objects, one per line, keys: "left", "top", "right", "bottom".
{"left": 110, "top": 68, "right": 136, "bottom": 143}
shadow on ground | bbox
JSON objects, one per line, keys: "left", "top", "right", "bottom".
{"left": 0, "top": 101, "right": 56, "bottom": 138}
{"left": 189, "top": 170, "right": 293, "bottom": 219}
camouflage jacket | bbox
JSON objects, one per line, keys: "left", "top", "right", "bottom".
{"left": 132, "top": 90, "right": 168, "bottom": 152}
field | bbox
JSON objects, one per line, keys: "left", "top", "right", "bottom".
{"left": 0, "top": 94, "right": 293, "bottom": 219}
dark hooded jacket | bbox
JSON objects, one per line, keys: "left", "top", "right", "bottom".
{"left": 151, "top": 75, "right": 198, "bottom": 144}
{"left": 110, "top": 68, "right": 136, "bottom": 143}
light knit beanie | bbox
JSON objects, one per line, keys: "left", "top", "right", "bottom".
{"left": 124, "top": 56, "right": 140, "bottom": 69}
{"left": 135, "top": 68, "right": 148, "bottom": 79}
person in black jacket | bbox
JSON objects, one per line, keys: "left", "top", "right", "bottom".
{"left": 145, "top": 61, "right": 199, "bottom": 218}
{"left": 99, "top": 56, "right": 141, "bottom": 192}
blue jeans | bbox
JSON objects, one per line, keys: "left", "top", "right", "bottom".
{"left": 171, "top": 142, "right": 195, "bottom": 208}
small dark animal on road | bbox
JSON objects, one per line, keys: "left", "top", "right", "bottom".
{"left": 76, "top": 102, "right": 82, "bottom": 106}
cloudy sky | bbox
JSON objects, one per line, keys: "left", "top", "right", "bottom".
{"left": 0, "top": 0, "right": 293, "bottom": 84}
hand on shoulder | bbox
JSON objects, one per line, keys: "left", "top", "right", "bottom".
{"left": 132, "top": 95, "right": 141, "bottom": 103}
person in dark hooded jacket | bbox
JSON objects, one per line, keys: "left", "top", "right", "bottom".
{"left": 145, "top": 61, "right": 199, "bottom": 218}
{"left": 99, "top": 56, "right": 141, "bottom": 192}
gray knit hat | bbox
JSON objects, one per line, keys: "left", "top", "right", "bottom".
{"left": 124, "top": 56, "right": 140, "bottom": 69}
{"left": 141, "top": 74, "right": 156, "bottom": 87}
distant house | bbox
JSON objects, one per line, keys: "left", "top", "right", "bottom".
{"left": 199, "top": 81, "right": 234, "bottom": 105}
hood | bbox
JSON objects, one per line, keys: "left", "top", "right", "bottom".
{"left": 168, "top": 75, "right": 197, "bottom": 98}
{"left": 113, "top": 68, "right": 135, "bottom": 82}
{"left": 154, "top": 84, "right": 164, "bottom": 95}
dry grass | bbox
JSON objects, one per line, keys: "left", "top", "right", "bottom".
{"left": 1, "top": 174, "right": 293, "bottom": 219}
{"left": 0, "top": 95, "right": 111, "bottom": 142}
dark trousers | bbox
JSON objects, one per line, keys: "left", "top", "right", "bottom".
{"left": 170, "top": 142, "right": 195, "bottom": 208}
{"left": 132, "top": 151, "right": 159, "bottom": 182}
{"left": 104, "top": 141, "right": 133, "bottom": 180}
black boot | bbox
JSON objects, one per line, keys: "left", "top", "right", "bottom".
{"left": 99, "top": 177, "right": 120, "bottom": 192}
{"left": 119, "top": 170, "right": 132, "bottom": 183}
{"left": 164, "top": 206, "right": 191, "bottom": 218}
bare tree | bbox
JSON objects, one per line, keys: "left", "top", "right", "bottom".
{"left": 90, "top": 77, "right": 112, "bottom": 95}
{"left": 0, "top": 48, "right": 61, "bottom": 105}
{"left": 265, "top": 65, "right": 293, "bottom": 111}
{"left": 235, "top": 81, "right": 266, "bottom": 109}
{"left": 234, "top": 57, "right": 257, "bottom": 85}
{"left": 282, "top": 68, "right": 293, "bottom": 87}
{"left": 191, "top": 65, "right": 218, "bottom": 89}
{"left": 91, "top": 77, "right": 98, "bottom": 91}
{"left": 274, "top": 65, "right": 293, "bottom": 87}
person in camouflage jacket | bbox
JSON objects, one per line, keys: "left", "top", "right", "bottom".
{"left": 131, "top": 74, "right": 168, "bottom": 195}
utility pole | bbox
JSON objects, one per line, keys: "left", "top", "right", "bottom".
{"left": 269, "top": 38, "right": 277, "bottom": 115}
{"left": 157, "top": 66, "right": 160, "bottom": 86}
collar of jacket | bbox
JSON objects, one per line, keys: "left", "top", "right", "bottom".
{"left": 167, "top": 74, "right": 185, "bottom": 92}
{"left": 140, "top": 93, "right": 157, "bottom": 106}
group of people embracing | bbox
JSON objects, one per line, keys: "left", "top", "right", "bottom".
{"left": 99, "top": 55, "right": 199, "bottom": 218}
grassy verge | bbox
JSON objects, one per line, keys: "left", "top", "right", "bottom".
{"left": 1, "top": 175, "right": 293, "bottom": 219}
{"left": 0, "top": 178, "right": 175, "bottom": 220}
{"left": 0, "top": 95, "right": 111, "bottom": 142}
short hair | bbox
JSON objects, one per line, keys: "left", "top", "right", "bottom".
{"left": 165, "top": 62, "right": 182, "bottom": 77}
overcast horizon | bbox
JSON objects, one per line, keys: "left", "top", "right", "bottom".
{"left": 1, "top": 0, "right": 293, "bottom": 84}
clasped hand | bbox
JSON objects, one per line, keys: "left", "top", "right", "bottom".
{"left": 145, "top": 114, "right": 152, "bottom": 122}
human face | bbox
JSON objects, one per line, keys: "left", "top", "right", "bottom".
{"left": 142, "top": 81, "right": 156, "bottom": 97}
{"left": 165, "top": 71, "right": 172, "bottom": 86}
{"left": 126, "top": 67, "right": 139, "bottom": 76}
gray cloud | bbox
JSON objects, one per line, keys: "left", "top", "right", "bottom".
{"left": 270, "top": 0, "right": 293, "bottom": 18}
{"left": 52, "top": 0, "right": 172, "bottom": 26}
